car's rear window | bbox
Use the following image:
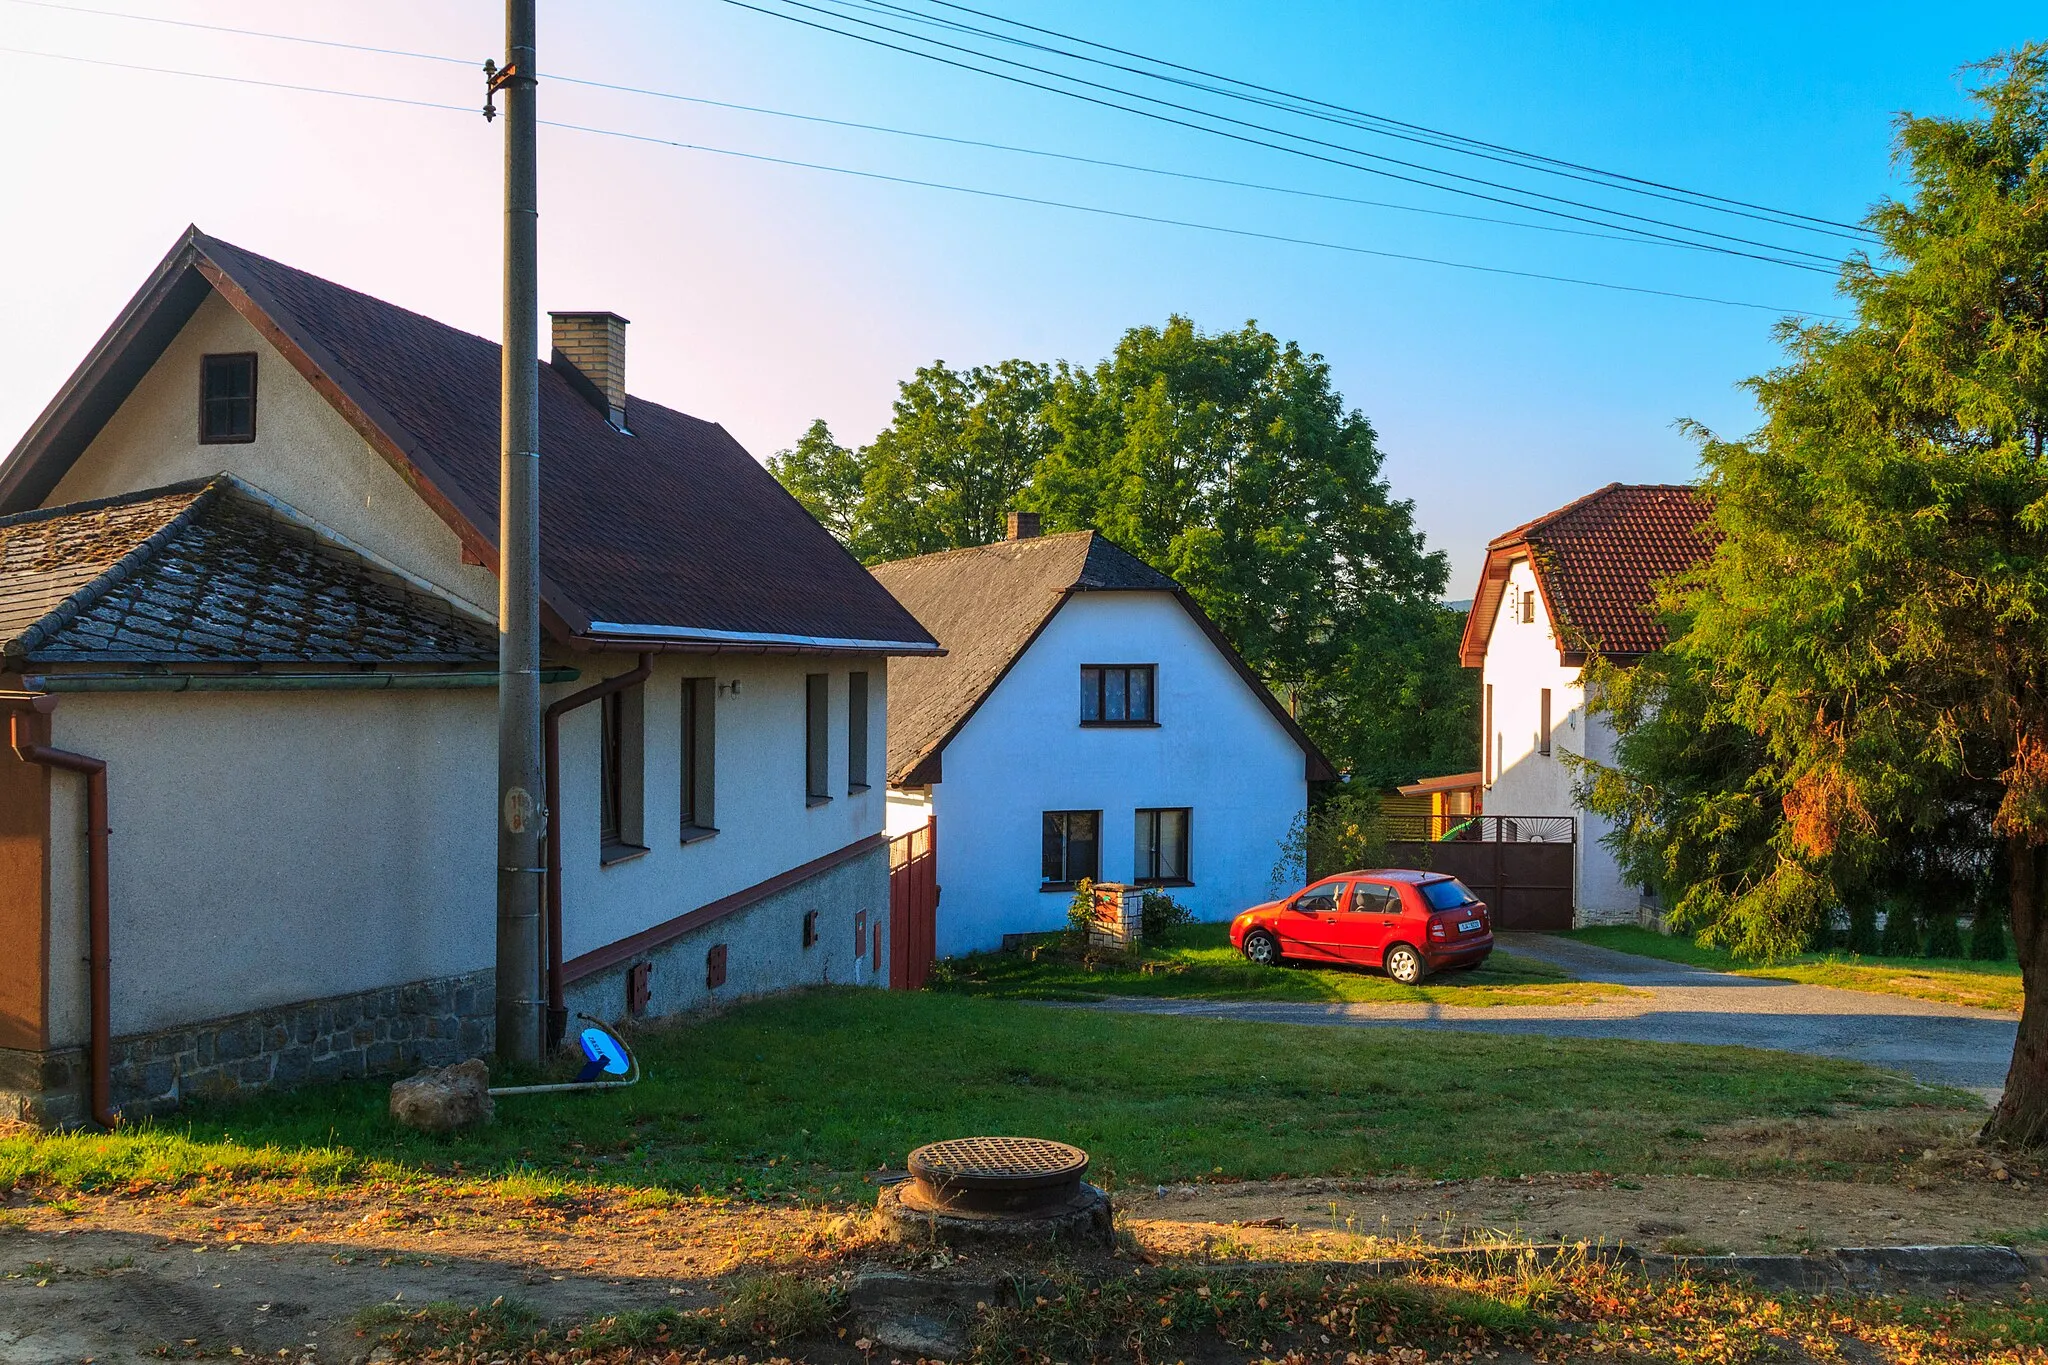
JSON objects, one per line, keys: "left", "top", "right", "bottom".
{"left": 1420, "top": 879, "right": 1479, "bottom": 910}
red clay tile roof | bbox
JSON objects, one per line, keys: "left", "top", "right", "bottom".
{"left": 0, "top": 229, "right": 938, "bottom": 655}
{"left": 1, "top": 475, "right": 496, "bottom": 666}
{"left": 871, "top": 531, "right": 1333, "bottom": 786}
{"left": 1459, "top": 483, "right": 1715, "bottom": 666}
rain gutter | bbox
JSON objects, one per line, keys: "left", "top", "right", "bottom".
{"left": 22, "top": 669, "right": 582, "bottom": 693}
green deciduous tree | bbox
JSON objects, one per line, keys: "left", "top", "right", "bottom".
{"left": 1577, "top": 47, "right": 2048, "bottom": 1143}
{"left": 767, "top": 362, "right": 1055, "bottom": 563}
{"left": 774, "top": 317, "right": 1474, "bottom": 786}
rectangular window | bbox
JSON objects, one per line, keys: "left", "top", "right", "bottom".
{"left": 199, "top": 353, "right": 257, "bottom": 443}
{"left": 1520, "top": 590, "right": 1536, "bottom": 624}
{"left": 1483, "top": 683, "right": 1494, "bottom": 784}
{"left": 847, "top": 670, "right": 870, "bottom": 793}
{"left": 1539, "top": 687, "right": 1552, "bottom": 757}
{"left": 1134, "top": 807, "right": 1191, "bottom": 884}
{"left": 805, "top": 673, "right": 830, "bottom": 805}
{"left": 1080, "top": 665, "right": 1156, "bottom": 725}
{"left": 1041, "top": 810, "right": 1100, "bottom": 887}
{"left": 600, "top": 683, "right": 645, "bottom": 857}
{"left": 680, "top": 677, "right": 716, "bottom": 837}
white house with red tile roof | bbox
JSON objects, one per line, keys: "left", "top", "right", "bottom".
{"left": 1457, "top": 484, "right": 1715, "bottom": 925}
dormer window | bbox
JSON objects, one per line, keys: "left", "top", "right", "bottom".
{"left": 1081, "top": 664, "right": 1156, "bottom": 725}
{"left": 199, "top": 353, "right": 257, "bottom": 443}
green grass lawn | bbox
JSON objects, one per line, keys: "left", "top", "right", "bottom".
{"left": 0, "top": 989, "right": 1966, "bottom": 1203}
{"left": 1568, "top": 925, "right": 2023, "bottom": 1013}
{"left": 931, "top": 922, "right": 1625, "bottom": 1005}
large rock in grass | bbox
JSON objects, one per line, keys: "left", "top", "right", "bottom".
{"left": 389, "top": 1059, "right": 494, "bottom": 1133}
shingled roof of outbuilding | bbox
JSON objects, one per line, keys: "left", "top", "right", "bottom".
{"left": 1459, "top": 482, "right": 1716, "bottom": 667}
{"left": 0, "top": 475, "right": 496, "bottom": 667}
{"left": 870, "top": 531, "right": 1334, "bottom": 786}
{"left": 0, "top": 228, "right": 939, "bottom": 656}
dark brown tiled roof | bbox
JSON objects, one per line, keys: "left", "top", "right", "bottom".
{"left": 871, "top": 532, "right": 1331, "bottom": 785}
{"left": 1460, "top": 483, "right": 1715, "bottom": 665}
{"left": 0, "top": 229, "right": 938, "bottom": 653}
{"left": 0, "top": 476, "right": 496, "bottom": 666}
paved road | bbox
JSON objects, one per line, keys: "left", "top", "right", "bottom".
{"left": 1073, "top": 934, "right": 2018, "bottom": 1096}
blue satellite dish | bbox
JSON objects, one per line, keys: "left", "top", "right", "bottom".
{"left": 577, "top": 1026, "right": 631, "bottom": 1077}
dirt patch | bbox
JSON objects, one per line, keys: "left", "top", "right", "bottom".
{"left": 1121, "top": 1170, "right": 2048, "bottom": 1261}
{"left": 4, "top": 1104, "right": 2047, "bottom": 1364}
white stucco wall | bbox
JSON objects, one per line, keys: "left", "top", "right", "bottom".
{"left": 552, "top": 654, "right": 890, "bottom": 964}
{"left": 43, "top": 690, "right": 496, "bottom": 1043}
{"left": 29, "top": 285, "right": 897, "bottom": 1041}
{"left": 1477, "top": 556, "right": 1636, "bottom": 922}
{"left": 49, "top": 290, "right": 497, "bottom": 614}
{"left": 921, "top": 591, "right": 1307, "bottom": 958}
{"left": 38, "top": 655, "right": 893, "bottom": 1042}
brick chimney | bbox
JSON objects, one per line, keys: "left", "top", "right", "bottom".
{"left": 549, "top": 311, "right": 630, "bottom": 431}
{"left": 1006, "top": 510, "right": 1041, "bottom": 540}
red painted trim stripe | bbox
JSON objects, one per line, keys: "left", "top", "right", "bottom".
{"left": 559, "top": 832, "right": 888, "bottom": 984}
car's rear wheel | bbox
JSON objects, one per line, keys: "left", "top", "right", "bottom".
{"left": 1242, "top": 929, "right": 1282, "bottom": 967}
{"left": 1385, "top": 944, "right": 1427, "bottom": 984}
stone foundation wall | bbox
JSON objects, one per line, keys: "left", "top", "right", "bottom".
{"left": 2, "top": 844, "right": 892, "bottom": 1127}
{"left": 0, "top": 969, "right": 494, "bottom": 1126}
{"left": 562, "top": 842, "right": 889, "bottom": 1026}
{"left": 110, "top": 970, "right": 495, "bottom": 1116}
{"left": 1572, "top": 902, "right": 1639, "bottom": 928}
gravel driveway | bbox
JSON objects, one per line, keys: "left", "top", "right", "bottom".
{"left": 1071, "top": 933, "right": 2019, "bottom": 1097}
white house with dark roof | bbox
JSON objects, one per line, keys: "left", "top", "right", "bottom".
{"left": 1456, "top": 483, "right": 1715, "bottom": 925}
{"left": 0, "top": 227, "right": 939, "bottom": 1125}
{"left": 870, "top": 514, "right": 1333, "bottom": 957}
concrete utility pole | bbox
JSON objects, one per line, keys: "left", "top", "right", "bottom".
{"left": 491, "top": 0, "right": 544, "bottom": 1065}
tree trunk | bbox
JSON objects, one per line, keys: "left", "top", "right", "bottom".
{"left": 1987, "top": 837, "right": 2048, "bottom": 1144}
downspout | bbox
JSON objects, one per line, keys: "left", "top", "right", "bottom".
{"left": 542, "top": 653, "right": 652, "bottom": 1048}
{"left": 7, "top": 702, "right": 115, "bottom": 1129}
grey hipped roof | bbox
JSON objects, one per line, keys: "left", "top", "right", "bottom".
{"left": 869, "top": 531, "right": 1334, "bottom": 786}
{"left": 0, "top": 475, "right": 496, "bottom": 667}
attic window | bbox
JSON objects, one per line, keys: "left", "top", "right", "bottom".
{"left": 1081, "top": 665, "right": 1156, "bottom": 725}
{"left": 199, "top": 353, "right": 257, "bottom": 443}
{"left": 1520, "top": 590, "right": 1536, "bottom": 624}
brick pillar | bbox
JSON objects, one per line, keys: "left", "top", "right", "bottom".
{"left": 1089, "top": 883, "right": 1142, "bottom": 948}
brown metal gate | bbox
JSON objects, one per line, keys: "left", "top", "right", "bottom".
{"left": 1385, "top": 814, "right": 1575, "bottom": 931}
{"left": 888, "top": 817, "right": 937, "bottom": 989}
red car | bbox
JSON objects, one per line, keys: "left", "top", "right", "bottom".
{"left": 1229, "top": 870, "right": 1493, "bottom": 983}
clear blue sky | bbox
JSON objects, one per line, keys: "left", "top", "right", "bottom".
{"left": 0, "top": 1, "right": 2036, "bottom": 593}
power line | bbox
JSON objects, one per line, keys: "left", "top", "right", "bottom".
{"left": 6, "top": 0, "right": 1869, "bottom": 244}
{"left": 0, "top": 0, "right": 475, "bottom": 67}
{"left": 869, "top": 0, "right": 1876, "bottom": 240}
{"left": 794, "top": 0, "right": 1866, "bottom": 267}
{"left": 552, "top": 82, "right": 1780, "bottom": 257}
{"left": 0, "top": 41, "right": 1848, "bottom": 318}
{"left": 718, "top": 0, "right": 1847, "bottom": 271}
{"left": 546, "top": 114, "right": 1840, "bottom": 315}
{"left": 0, "top": 42, "right": 476, "bottom": 112}
{"left": 6, "top": 0, "right": 1847, "bottom": 272}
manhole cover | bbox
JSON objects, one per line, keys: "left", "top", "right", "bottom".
{"left": 905, "top": 1137, "right": 1090, "bottom": 1213}
{"left": 911, "top": 1136, "right": 1088, "bottom": 1188}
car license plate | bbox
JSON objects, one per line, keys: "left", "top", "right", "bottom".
{"left": 1458, "top": 919, "right": 1482, "bottom": 934}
